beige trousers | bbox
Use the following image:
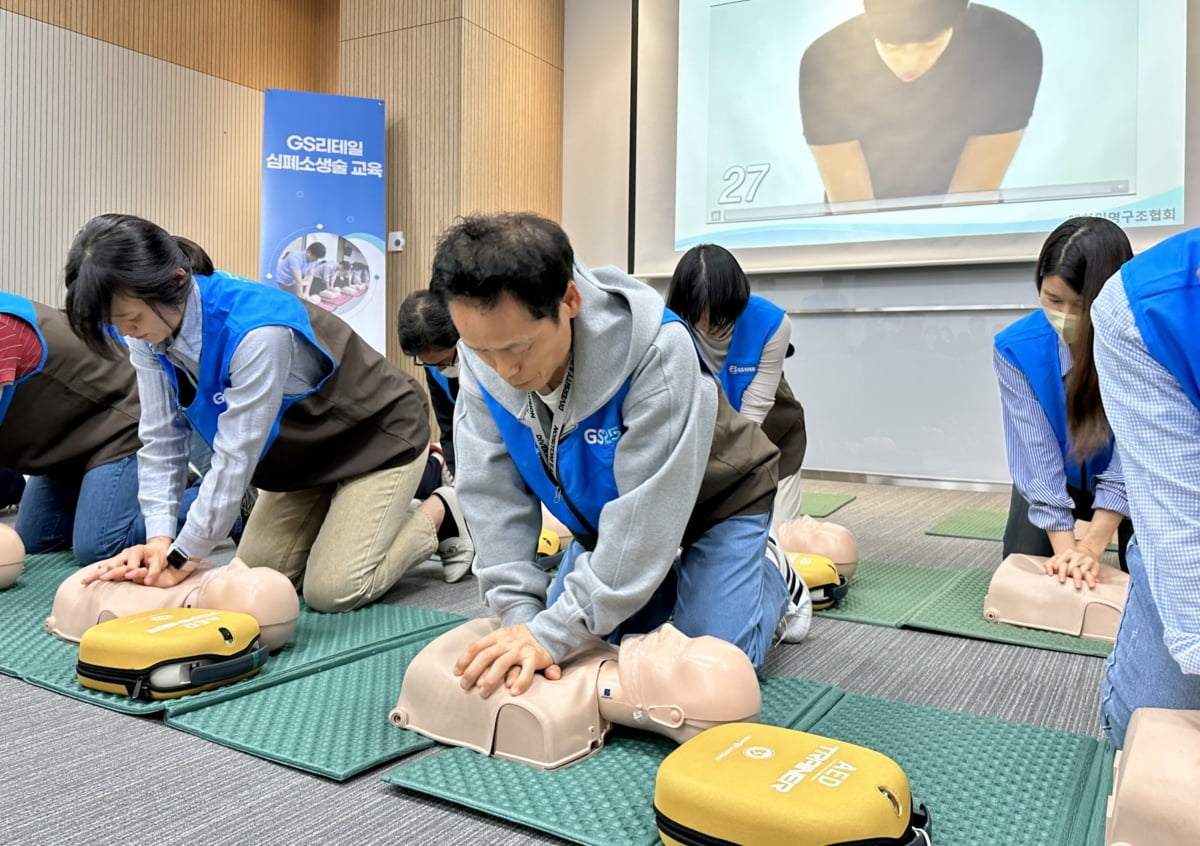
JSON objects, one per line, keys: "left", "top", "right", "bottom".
{"left": 771, "top": 470, "right": 804, "bottom": 536}
{"left": 237, "top": 458, "right": 438, "bottom": 612}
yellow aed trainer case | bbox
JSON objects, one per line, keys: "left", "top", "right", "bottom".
{"left": 788, "top": 553, "right": 850, "bottom": 610}
{"left": 654, "top": 722, "right": 931, "bottom": 846}
{"left": 77, "top": 608, "right": 269, "bottom": 701}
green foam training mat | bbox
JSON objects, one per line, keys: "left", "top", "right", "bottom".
{"left": 927, "top": 509, "right": 1119, "bottom": 551}
{"left": 807, "top": 693, "right": 1108, "bottom": 846}
{"left": 814, "top": 559, "right": 957, "bottom": 628}
{"left": 814, "top": 559, "right": 1114, "bottom": 657}
{"left": 24, "top": 600, "right": 466, "bottom": 715}
{"left": 383, "top": 682, "right": 1115, "bottom": 846}
{"left": 0, "top": 552, "right": 81, "bottom": 677}
{"left": 167, "top": 636, "right": 444, "bottom": 780}
{"left": 906, "top": 567, "right": 1113, "bottom": 658}
{"left": 0, "top": 552, "right": 464, "bottom": 713}
{"left": 1084, "top": 744, "right": 1117, "bottom": 846}
{"left": 926, "top": 508, "right": 1009, "bottom": 541}
{"left": 800, "top": 492, "right": 856, "bottom": 518}
{"left": 382, "top": 676, "right": 840, "bottom": 846}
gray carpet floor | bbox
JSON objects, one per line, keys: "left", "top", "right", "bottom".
{"left": 0, "top": 479, "right": 1110, "bottom": 845}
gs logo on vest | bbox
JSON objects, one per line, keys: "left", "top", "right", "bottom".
{"left": 212, "top": 392, "right": 227, "bottom": 406}
{"left": 727, "top": 364, "right": 757, "bottom": 375}
{"left": 583, "top": 426, "right": 622, "bottom": 447}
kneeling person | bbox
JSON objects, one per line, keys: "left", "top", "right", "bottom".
{"left": 431, "top": 213, "right": 800, "bottom": 698}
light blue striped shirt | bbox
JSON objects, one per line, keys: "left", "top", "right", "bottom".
{"left": 131, "top": 281, "right": 325, "bottom": 560}
{"left": 993, "top": 327, "right": 1127, "bottom": 531}
{"left": 1093, "top": 278, "right": 1200, "bottom": 676}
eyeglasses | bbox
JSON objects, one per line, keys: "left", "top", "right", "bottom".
{"left": 416, "top": 349, "right": 458, "bottom": 372}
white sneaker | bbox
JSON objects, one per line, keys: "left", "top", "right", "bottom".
{"left": 767, "top": 536, "right": 812, "bottom": 643}
{"left": 439, "top": 536, "right": 474, "bottom": 584}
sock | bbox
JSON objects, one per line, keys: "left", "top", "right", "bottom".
{"left": 433, "top": 492, "right": 458, "bottom": 541}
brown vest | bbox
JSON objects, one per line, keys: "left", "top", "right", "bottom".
{"left": 761, "top": 376, "right": 807, "bottom": 478}
{"left": 685, "top": 385, "right": 780, "bottom": 545}
{"left": 250, "top": 301, "right": 430, "bottom": 491}
{"left": 0, "top": 304, "right": 141, "bottom": 476}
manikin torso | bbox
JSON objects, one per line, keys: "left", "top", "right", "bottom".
{"left": 45, "top": 558, "right": 300, "bottom": 651}
{"left": 983, "top": 553, "right": 1129, "bottom": 642}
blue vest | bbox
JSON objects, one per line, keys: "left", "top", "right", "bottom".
{"left": 479, "top": 313, "right": 684, "bottom": 540}
{"left": 719, "top": 295, "right": 785, "bottom": 411}
{"left": 0, "top": 293, "right": 48, "bottom": 424}
{"left": 426, "top": 365, "right": 457, "bottom": 402}
{"left": 150, "top": 272, "right": 333, "bottom": 457}
{"left": 1122, "top": 227, "right": 1200, "bottom": 413}
{"left": 995, "top": 310, "right": 1113, "bottom": 491}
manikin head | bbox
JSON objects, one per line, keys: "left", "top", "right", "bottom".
{"left": 603, "top": 624, "right": 761, "bottom": 744}
{"left": 193, "top": 559, "right": 300, "bottom": 650}
{"left": 777, "top": 515, "right": 859, "bottom": 578}
{"left": 0, "top": 523, "right": 25, "bottom": 589}
{"left": 45, "top": 558, "right": 299, "bottom": 651}
{"left": 431, "top": 213, "right": 580, "bottom": 394}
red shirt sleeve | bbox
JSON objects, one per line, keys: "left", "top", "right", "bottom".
{"left": 0, "top": 313, "right": 45, "bottom": 385}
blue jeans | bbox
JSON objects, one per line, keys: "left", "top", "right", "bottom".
{"left": 1100, "top": 539, "right": 1200, "bottom": 748}
{"left": 15, "top": 454, "right": 200, "bottom": 566}
{"left": 547, "top": 511, "right": 789, "bottom": 670}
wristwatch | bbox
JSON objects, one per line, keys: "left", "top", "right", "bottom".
{"left": 166, "top": 545, "right": 197, "bottom": 572}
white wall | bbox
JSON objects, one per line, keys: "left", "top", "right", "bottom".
{"left": 561, "top": 0, "right": 631, "bottom": 268}
{"left": 563, "top": 0, "right": 1036, "bottom": 484}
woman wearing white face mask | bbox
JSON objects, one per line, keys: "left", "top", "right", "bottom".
{"left": 993, "top": 217, "right": 1134, "bottom": 584}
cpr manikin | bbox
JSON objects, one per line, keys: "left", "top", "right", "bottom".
{"left": 0, "top": 523, "right": 24, "bottom": 589}
{"left": 1106, "top": 708, "right": 1200, "bottom": 846}
{"left": 390, "top": 619, "right": 761, "bottom": 769}
{"left": 983, "top": 553, "right": 1128, "bottom": 642}
{"left": 777, "top": 515, "right": 859, "bottom": 578}
{"left": 45, "top": 557, "right": 300, "bottom": 651}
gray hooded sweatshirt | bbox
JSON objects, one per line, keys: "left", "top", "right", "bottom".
{"left": 453, "top": 262, "right": 777, "bottom": 662}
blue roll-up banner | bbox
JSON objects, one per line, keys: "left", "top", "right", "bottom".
{"left": 260, "top": 89, "right": 387, "bottom": 354}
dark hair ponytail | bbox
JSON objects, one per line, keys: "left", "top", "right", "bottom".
{"left": 175, "top": 236, "right": 214, "bottom": 276}
{"left": 1036, "top": 217, "right": 1133, "bottom": 459}
{"left": 64, "top": 214, "right": 208, "bottom": 354}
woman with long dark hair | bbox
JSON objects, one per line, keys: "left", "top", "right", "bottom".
{"left": 993, "top": 216, "right": 1134, "bottom": 585}
{"left": 64, "top": 214, "right": 472, "bottom": 610}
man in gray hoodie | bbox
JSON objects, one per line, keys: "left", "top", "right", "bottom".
{"left": 431, "top": 213, "right": 799, "bottom": 698}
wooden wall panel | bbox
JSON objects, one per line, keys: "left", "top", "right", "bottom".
{"left": 338, "top": 0, "right": 562, "bottom": 370}
{"left": 0, "top": 0, "right": 338, "bottom": 92}
{"left": 462, "top": 0, "right": 562, "bottom": 68}
{"left": 340, "top": 0, "right": 461, "bottom": 42}
{"left": 460, "top": 21, "right": 562, "bottom": 221}
{"left": 1, "top": 9, "right": 261, "bottom": 307}
{"left": 340, "top": 18, "right": 463, "bottom": 364}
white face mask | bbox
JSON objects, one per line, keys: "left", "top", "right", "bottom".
{"left": 1043, "top": 307, "right": 1081, "bottom": 345}
{"left": 438, "top": 363, "right": 460, "bottom": 378}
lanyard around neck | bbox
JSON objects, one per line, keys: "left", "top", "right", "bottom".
{"left": 525, "top": 354, "right": 574, "bottom": 474}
